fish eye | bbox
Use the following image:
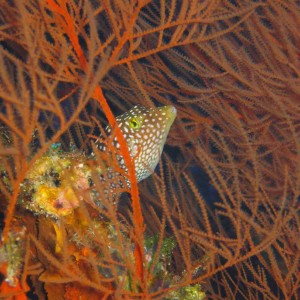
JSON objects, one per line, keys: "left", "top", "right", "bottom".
{"left": 129, "top": 117, "right": 140, "bottom": 129}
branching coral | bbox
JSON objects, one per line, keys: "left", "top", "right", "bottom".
{"left": 0, "top": 0, "right": 299, "bottom": 299}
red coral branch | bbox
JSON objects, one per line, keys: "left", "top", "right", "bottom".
{"left": 46, "top": 0, "right": 145, "bottom": 283}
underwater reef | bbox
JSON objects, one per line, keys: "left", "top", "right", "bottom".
{"left": 0, "top": 1, "right": 299, "bottom": 299}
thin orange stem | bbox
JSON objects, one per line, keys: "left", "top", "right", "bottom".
{"left": 2, "top": 166, "right": 27, "bottom": 243}
{"left": 46, "top": 0, "right": 145, "bottom": 282}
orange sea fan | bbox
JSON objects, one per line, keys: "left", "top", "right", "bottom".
{"left": 0, "top": 0, "right": 299, "bottom": 299}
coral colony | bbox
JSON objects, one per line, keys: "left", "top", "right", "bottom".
{"left": 0, "top": 105, "right": 205, "bottom": 298}
{"left": 1, "top": 1, "right": 298, "bottom": 299}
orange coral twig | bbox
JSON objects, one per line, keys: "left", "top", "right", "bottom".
{"left": 46, "top": 0, "right": 145, "bottom": 283}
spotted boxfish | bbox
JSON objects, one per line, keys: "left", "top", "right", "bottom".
{"left": 20, "top": 104, "right": 176, "bottom": 217}
{"left": 95, "top": 104, "right": 177, "bottom": 183}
